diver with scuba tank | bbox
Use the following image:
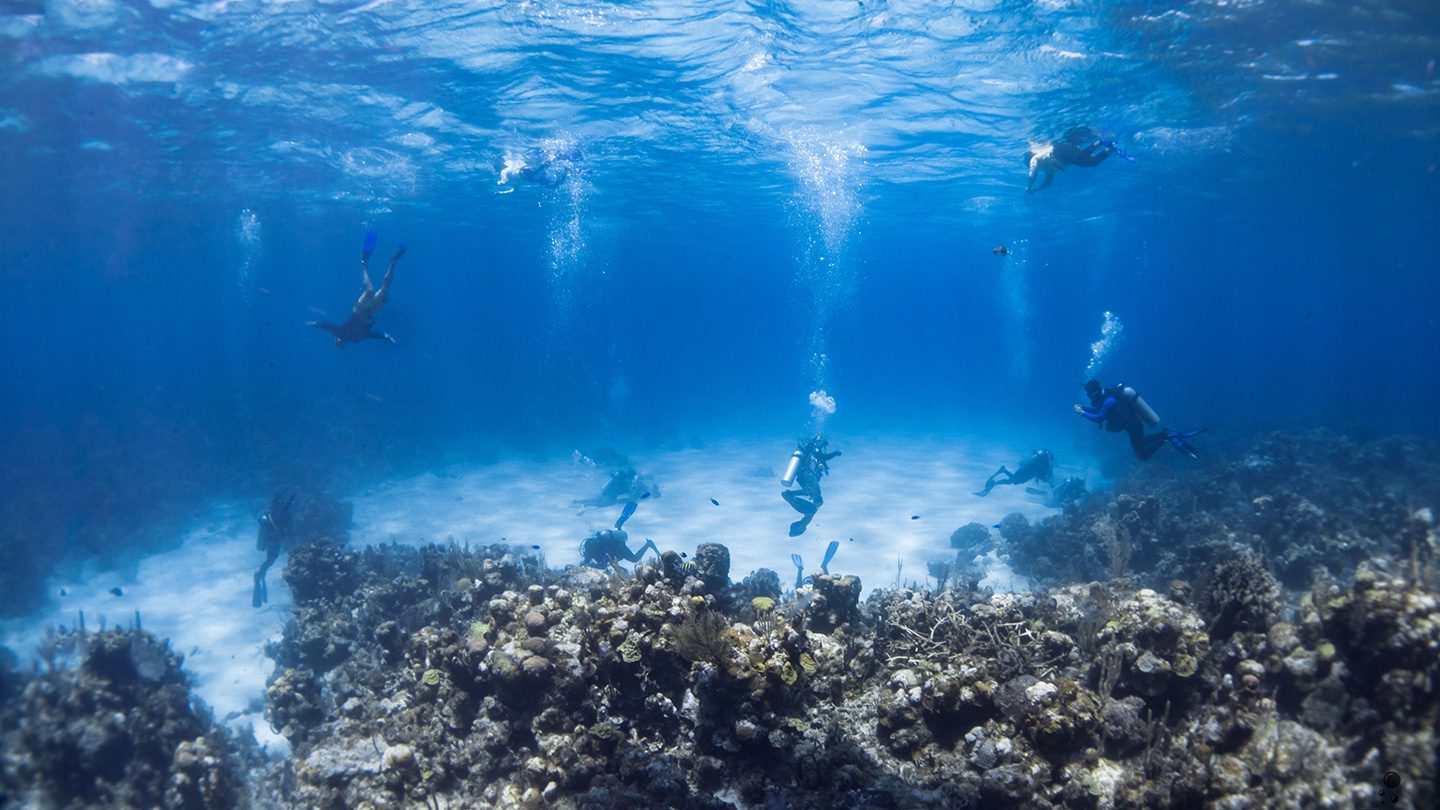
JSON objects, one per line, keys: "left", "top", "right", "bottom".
{"left": 975, "top": 449, "right": 1055, "bottom": 497}
{"left": 1076, "top": 379, "right": 1204, "bottom": 460}
{"left": 781, "top": 436, "right": 842, "bottom": 537}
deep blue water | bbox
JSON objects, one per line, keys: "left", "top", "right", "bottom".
{"left": 2, "top": 0, "right": 1438, "bottom": 611}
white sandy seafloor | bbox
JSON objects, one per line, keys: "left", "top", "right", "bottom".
{"left": 1, "top": 434, "right": 1100, "bottom": 756}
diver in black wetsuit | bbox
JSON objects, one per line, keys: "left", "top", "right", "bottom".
{"left": 580, "top": 529, "right": 658, "bottom": 569}
{"left": 975, "top": 449, "right": 1055, "bottom": 496}
{"left": 781, "top": 436, "right": 842, "bottom": 537}
{"left": 308, "top": 231, "right": 406, "bottom": 348}
{"left": 1026, "top": 127, "right": 1120, "bottom": 193}
{"left": 252, "top": 492, "right": 296, "bottom": 608}
{"left": 1076, "top": 379, "right": 1203, "bottom": 461}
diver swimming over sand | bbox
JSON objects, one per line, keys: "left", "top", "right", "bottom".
{"left": 579, "top": 500, "right": 657, "bottom": 569}
{"left": 252, "top": 492, "right": 295, "bottom": 608}
{"left": 1025, "top": 126, "right": 1127, "bottom": 193}
{"left": 574, "top": 465, "right": 657, "bottom": 508}
{"left": 308, "top": 231, "right": 405, "bottom": 348}
{"left": 1076, "top": 379, "right": 1204, "bottom": 461}
{"left": 781, "top": 436, "right": 842, "bottom": 537}
{"left": 975, "top": 450, "right": 1055, "bottom": 497}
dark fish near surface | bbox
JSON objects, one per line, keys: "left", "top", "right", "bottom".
{"left": 530, "top": 544, "right": 541, "bottom": 550}
{"left": 710, "top": 498, "right": 720, "bottom": 506}
{"left": 110, "top": 587, "right": 124, "bottom": 597}
{"left": 640, "top": 491, "right": 651, "bottom": 499}
{"left": 992, "top": 245, "right": 1009, "bottom": 256}
{"left": 910, "top": 515, "right": 920, "bottom": 520}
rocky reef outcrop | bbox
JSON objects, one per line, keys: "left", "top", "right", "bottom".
{"left": 0, "top": 627, "right": 248, "bottom": 809}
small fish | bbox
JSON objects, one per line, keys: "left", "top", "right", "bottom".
{"left": 258, "top": 286, "right": 271, "bottom": 294}
{"left": 640, "top": 491, "right": 651, "bottom": 499}
{"left": 992, "top": 523, "right": 1001, "bottom": 529}
{"left": 910, "top": 515, "right": 920, "bottom": 520}
{"left": 680, "top": 552, "right": 689, "bottom": 558}
{"left": 530, "top": 544, "right": 541, "bottom": 550}
{"left": 59, "top": 588, "right": 68, "bottom": 597}
{"left": 110, "top": 587, "right": 124, "bottom": 597}
{"left": 365, "top": 392, "right": 383, "bottom": 402}
{"left": 992, "top": 245, "right": 1009, "bottom": 256}
{"left": 710, "top": 498, "right": 720, "bottom": 506}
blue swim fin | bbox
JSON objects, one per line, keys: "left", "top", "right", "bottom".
{"left": 615, "top": 500, "right": 638, "bottom": 530}
{"left": 791, "top": 553, "right": 805, "bottom": 589}
{"left": 820, "top": 540, "right": 839, "bottom": 575}
{"left": 363, "top": 230, "right": 378, "bottom": 259}
{"left": 1165, "top": 428, "right": 1204, "bottom": 460}
{"left": 393, "top": 243, "right": 408, "bottom": 261}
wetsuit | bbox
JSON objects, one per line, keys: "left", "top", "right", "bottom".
{"left": 976, "top": 450, "right": 1055, "bottom": 496}
{"left": 1026, "top": 129, "right": 1116, "bottom": 192}
{"left": 783, "top": 439, "right": 841, "bottom": 537}
{"left": 252, "top": 493, "right": 295, "bottom": 608}
{"left": 580, "top": 529, "right": 658, "bottom": 569}
{"left": 1080, "top": 387, "right": 1169, "bottom": 461}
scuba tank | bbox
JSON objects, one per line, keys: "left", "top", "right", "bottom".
{"left": 781, "top": 450, "right": 803, "bottom": 487}
{"left": 1119, "top": 385, "right": 1161, "bottom": 427}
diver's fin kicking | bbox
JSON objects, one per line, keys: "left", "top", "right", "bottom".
{"left": 820, "top": 540, "right": 839, "bottom": 575}
{"left": 1165, "top": 428, "right": 1205, "bottom": 460}
{"left": 363, "top": 230, "right": 378, "bottom": 261}
{"left": 616, "top": 500, "right": 638, "bottom": 530}
{"left": 252, "top": 572, "right": 267, "bottom": 608}
{"left": 791, "top": 553, "right": 805, "bottom": 589}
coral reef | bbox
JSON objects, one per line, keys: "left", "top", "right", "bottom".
{"left": 1006, "top": 430, "right": 1440, "bottom": 590}
{"left": 0, "top": 628, "right": 248, "bottom": 809}
{"left": 4, "top": 430, "right": 1435, "bottom": 808}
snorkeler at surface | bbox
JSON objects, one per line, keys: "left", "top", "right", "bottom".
{"left": 1025, "top": 127, "right": 1122, "bottom": 193}
{"left": 781, "top": 436, "right": 842, "bottom": 537}
{"left": 975, "top": 449, "right": 1055, "bottom": 497}
{"left": 497, "top": 143, "right": 581, "bottom": 191}
{"left": 1076, "top": 379, "right": 1204, "bottom": 461}
{"left": 252, "top": 492, "right": 295, "bottom": 608}
{"left": 308, "top": 231, "right": 406, "bottom": 348}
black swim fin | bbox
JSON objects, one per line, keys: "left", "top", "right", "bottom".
{"left": 616, "top": 500, "right": 638, "bottom": 530}
{"left": 820, "top": 540, "right": 839, "bottom": 575}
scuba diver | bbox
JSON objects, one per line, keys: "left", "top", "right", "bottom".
{"left": 1025, "top": 127, "right": 1124, "bottom": 193}
{"left": 781, "top": 436, "right": 842, "bottom": 537}
{"left": 975, "top": 449, "right": 1055, "bottom": 497}
{"left": 579, "top": 500, "right": 658, "bottom": 569}
{"left": 308, "top": 231, "right": 406, "bottom": 348}
{"left": 1031, "top": 475, "right": 1089, "bottom": 509}
{"left": 1076, "top": 379, "right": 1204, "bottom": 461}
{"left": 252, "top": 492, "right": 296, "bottom": 608}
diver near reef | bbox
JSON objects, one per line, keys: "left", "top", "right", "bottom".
{"left": 781, "top": 436, "right": 842, "bottom": 537}
{"left": 308, "top": 231, "right": 406, "bottom": 348}
{"left": 580, "top": 500, "right": 658, "bottom": 569}
{"left": 1025, "top": 127, "right": 1126, "bottom": 193}
{"left": 1076, "top": 379, "right": 1204, "bottom": 461}
{"left": 975, "top": 449, "right": 1055, "bottom": 497}
{"left": 252, "top": 492, "right": 296, "bottom": 608}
